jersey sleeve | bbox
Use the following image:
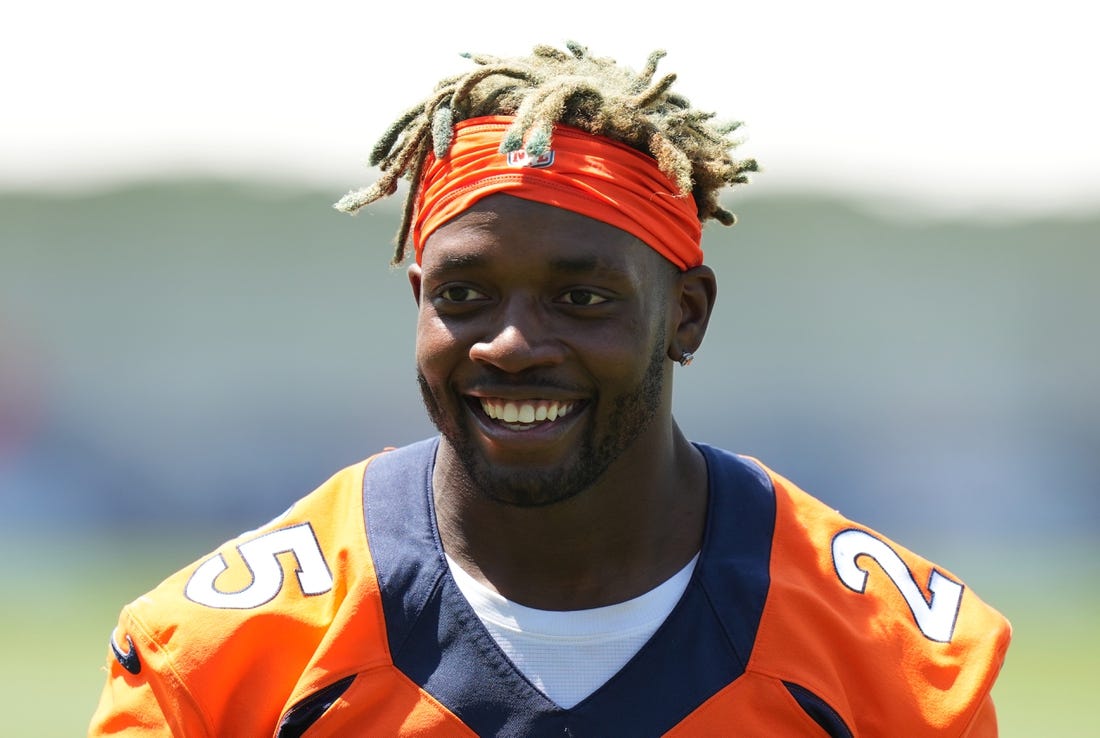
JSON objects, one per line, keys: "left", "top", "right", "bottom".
{"left": 88, "top": 609, "right": 210, "bottom": 737}
{"left": 88, "top": 459, "right": 374, "bottom": 737}
{"left": 960, "top": 693, "right": 999, "bottom": 738}
{"left": 751, "top": 466, "right": 1012, "bottom": 737}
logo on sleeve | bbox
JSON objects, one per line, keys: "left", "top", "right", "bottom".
{"left": 110, "top": 628, "right": 142, "bottom": 675}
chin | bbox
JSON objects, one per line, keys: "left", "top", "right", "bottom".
{"left": 417, "top": 334, "right": 667, "bottom": 508}
{"left": 464, "top": 457, "right": 596, "bottom": 508}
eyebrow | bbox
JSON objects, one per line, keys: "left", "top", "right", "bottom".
{"left": 548, "top": 256, "right": 603, "bottom": 274}
{"left": 432, "top": 253, "right": 489, "bottom": 271}
{"left": 425, "top": 253, "right": 490, "bottom": 279}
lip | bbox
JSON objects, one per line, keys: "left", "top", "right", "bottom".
{"left": 464, "top": 385, "right": 585, "bottom": 402}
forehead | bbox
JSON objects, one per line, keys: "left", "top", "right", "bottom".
{"left": 420, "top": 194, "right": 666, "bottom": 278}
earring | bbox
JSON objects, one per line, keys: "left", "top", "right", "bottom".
{"left": 679, "top": 350, "right": 695, "bottom": 367}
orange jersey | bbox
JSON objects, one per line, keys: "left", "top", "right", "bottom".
{"left": 90, "top": 440, "right": 1010, "bottom": 736}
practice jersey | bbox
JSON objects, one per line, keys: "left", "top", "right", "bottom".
{"left": 90, "top": 439, "right": 1011, "bottom": 737}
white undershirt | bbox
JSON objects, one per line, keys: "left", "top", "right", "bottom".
{"left": 446, "top": 553, "right": 699, "bottom": 709}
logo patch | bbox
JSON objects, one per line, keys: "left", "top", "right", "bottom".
{"left": 505, "top": 149, "right": 555, "bottom": 168}
{"left": 110, "top": 628, "right": 142, "bottom": 675}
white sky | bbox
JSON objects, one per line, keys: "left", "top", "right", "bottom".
{"left": 4, "top": 0, "right": 1099, "bottom": 217}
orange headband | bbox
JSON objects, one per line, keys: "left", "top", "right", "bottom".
{"left": 411, "top": 116, "right": 703, "bottom": 270}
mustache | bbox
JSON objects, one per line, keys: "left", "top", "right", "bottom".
{"left": 460, "top": 367, "right": 587, "bottom": 395}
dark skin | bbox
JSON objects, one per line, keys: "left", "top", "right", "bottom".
{"left": 409, "top": 194, "right": 717, "bottom": 611}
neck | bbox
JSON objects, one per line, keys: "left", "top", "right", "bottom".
{"left": 432, "top": 422, "right": 708, "bottom": 610}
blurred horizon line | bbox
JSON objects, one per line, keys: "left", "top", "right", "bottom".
{"left": 4, "top": 171, "right": 1100, "bottom": 226}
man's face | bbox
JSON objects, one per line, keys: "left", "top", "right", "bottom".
{"left": 410, "top": 194, "right": 677, "bottom": 507}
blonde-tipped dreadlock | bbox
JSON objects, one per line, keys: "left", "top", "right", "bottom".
{"left": 335, "top": 41, "right": 758, "bottom": 265}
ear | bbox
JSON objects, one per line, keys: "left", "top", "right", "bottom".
{"left": 408, "top": 263, "right": 423, "bottom": 306}
{"left": 667, "top": 265, "right": 717, "bottom": 363}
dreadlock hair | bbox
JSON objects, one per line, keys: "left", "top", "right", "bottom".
{"left": 334, "top": 41, "right": 758, "bottom": 265}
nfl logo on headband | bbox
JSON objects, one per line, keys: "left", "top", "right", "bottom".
{"left": 505, "top": 149, "right": 555, "bottom": 168}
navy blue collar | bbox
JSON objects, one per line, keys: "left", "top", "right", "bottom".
{"left": 364, "top": 438, "right": 775, "bottom": 737}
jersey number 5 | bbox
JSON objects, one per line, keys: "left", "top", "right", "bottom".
{"left": 831, "top": 529, "right": 964, "bottom": 642}
{"left": 185, "top": 523, "right": 334, "bottom": 609}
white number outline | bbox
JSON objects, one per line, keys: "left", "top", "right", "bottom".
{"left": 184, "top": 522, "right": 333, "bottom": 609}
{"left": 831, "top": 528, "right": 964, "bottom": 643}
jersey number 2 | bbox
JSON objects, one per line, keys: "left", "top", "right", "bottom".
{"left": 831, "top": 529, "right": 964, "bottom": 642}
{"left": 185, "top": 523, "right": 334, "bottom": 609}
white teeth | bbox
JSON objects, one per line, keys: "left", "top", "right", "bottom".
{"left": 479, "top": 399, "right": 576, "bottom": 425}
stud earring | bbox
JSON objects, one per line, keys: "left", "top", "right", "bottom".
{"left": 679, "top": 350, "right": 695, "bottom": 367}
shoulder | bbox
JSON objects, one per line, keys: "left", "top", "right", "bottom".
{"left": 91, "top": 449, "right": 408, "bottom": 736}
{"left": 126, "top": 438, "right": 441, "bottom": 654}
{"left": 129, "top": 457, "right": 369, "bottom": 610}
{"left": 743, "top": 458, "right": 1011, "bottom": 736}
{"left": 172, "top": 457, "right": 373, "bottom": 611}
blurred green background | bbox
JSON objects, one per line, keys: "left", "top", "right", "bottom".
{"left": 1, "top": 181, "right": 1097, "bottom": 735}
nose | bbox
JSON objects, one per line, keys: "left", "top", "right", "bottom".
{"left": 468, "top": 299, "right": 565, "bottom": 373}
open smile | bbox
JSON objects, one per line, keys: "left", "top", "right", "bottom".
{"left": 466, "top": 396, "right": 587, "bottom": 434}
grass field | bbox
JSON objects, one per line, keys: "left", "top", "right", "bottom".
{"left": 7, "top": 533, "right": 1097, "bottom": 737}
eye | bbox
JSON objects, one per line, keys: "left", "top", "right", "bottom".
{"left": 558, "top": 289, "right": 609, "bottom": 306}
{"left": 437, "top": 285, "right": 488, "bottom": 303}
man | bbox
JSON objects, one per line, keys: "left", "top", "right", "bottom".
{"left": 90, "top": 43, "right": 1010, "bottom": 736}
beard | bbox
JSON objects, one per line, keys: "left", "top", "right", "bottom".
{"left": 418, "top": 333, "right": 667, "bottom": 508}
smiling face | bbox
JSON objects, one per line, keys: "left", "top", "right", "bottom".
{"left": 410, "top": 194, "right": 681, "bottom": 507}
